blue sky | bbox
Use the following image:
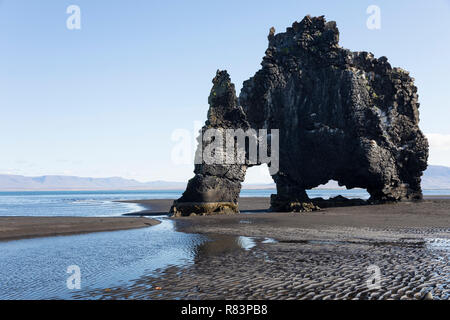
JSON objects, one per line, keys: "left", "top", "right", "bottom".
{"left": 1, "top": 0, "right": 449, "bottom": 183}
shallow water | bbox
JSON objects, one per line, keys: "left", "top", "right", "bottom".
{"left": 0, "top": 218, "right": 207, "bottom": 300}
{"left": 0, "top": 222, "right": 281, "bottom": 300}
{"left": 0, "top": 191, "right": 151, "bottom": 217}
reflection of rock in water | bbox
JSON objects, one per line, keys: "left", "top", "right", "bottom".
{"left": 172, "top": 15, "right": 429, "bottom": 216}
{"left": 194, "top": 235, "right": 274, "bottom": 261}
{"left": 193, "top": 234, "right": 244, "bottom": 260}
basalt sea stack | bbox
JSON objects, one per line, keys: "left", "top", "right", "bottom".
{"left": 171, "top": 15, "right": 429, "bottom": 216}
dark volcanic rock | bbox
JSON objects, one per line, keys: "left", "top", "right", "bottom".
{"left": 311, "top": 195, "right": 368, "bottom": 208}
{"left": 172, "top": 15, "right": 428, "bottom": 216}
{"left": 170, "top": 71, "right": 250, "bottom": 216}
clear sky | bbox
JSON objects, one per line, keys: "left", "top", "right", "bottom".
{"left": 1, "top": 0, "right": 449, "bottom": 183}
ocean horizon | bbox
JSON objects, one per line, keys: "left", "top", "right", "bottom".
{"left": 1, "top": 189, "right": 449, "bottom": 217}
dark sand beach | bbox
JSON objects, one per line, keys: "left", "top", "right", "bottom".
{"left": 0, "top": 216, "right": 160, "bottom": 241}
{"left": 76, "top": 197, "right": 450, "bottom": 300}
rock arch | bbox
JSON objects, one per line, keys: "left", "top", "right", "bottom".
{"left": 170, "top": 16, "right": 428, "bottom": 216}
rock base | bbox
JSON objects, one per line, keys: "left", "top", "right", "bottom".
{"left": 170, "top": 202, "right": 239, "bottom": 217}
{"left": 311, "top": 195, "right": 368, "bottom": 208}
{"left": 270, "top": 194, "right": 320, "bottom": 212}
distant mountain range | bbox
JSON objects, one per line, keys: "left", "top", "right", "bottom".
{"left": 0, "top": 165, "right": 449, "bottom": 191}
{"left": 0, "top": 175, "right": 186, "bottom": 191}
{"left": 420, "top": 165, "right": 450, "bottom": 189}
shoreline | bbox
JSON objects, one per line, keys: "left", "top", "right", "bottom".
{"left": 0, "top": 216, "right": 160, "bottom": 242}
{"left": 118, "top": 199, "right": 173, "bottom": 216}
{"left": 121, "top": 197, "right": 450, "bottom": 233}
{"left": 119, "top": 195, "right": 450, "bottom": 217}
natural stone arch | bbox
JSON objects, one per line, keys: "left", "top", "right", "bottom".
{"left": 170, "top": 16, "right": 428, "bottom": 216}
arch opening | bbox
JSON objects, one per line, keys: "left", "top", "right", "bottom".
{"left": 307, "top": 180, "right": 370, "bottom": 208}
{"left": 308, "top": 180, "right": 370, "bottom": 200}
{"left": 240, "top": 164, "right": 275, "bottom": 198}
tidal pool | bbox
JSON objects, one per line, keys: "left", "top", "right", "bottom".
{"left": 0, "top": 218, "right": 207, "bottom": 299}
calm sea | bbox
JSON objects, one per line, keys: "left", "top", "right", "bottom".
{"left": 0, "top": 189, "right": 448, "bottom": 217}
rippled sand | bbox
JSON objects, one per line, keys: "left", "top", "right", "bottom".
{"left": 76, "top": 198, "right": 450, "bottom": 300}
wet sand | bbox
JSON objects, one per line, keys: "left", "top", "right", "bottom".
{"left": 81, "top": 197, "right": 449, "bottom": 300}
{"left": 119, "top": 199, "right": 172, "bottom": 216}
{"left": 0, "top": 216, "right": 160, "bottom": 241}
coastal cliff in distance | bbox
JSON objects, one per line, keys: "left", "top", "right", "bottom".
{"left": 0, "top": 165, "right": 448, "bottom": 191}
